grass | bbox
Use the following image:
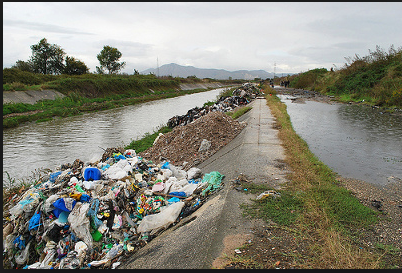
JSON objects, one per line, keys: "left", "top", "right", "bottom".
{"left": 125, "top": 126, "right": 172, "bottom": 153}
{"left": 225, "top": 106, "right": 252, "bottom": 119}
{"left": 2, "top": 87, "right": 226, "bottom": 129}
{"left": 240, "top": 84, "right": 388, "bottom": 268}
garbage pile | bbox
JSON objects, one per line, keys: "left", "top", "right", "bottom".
{"left": 141, "top": 111, "right": 246, "bottom": 171}
{"left": 167, "top": 83, "right": 263, "bottom": 129}
{"left": 3, "top": 148, "right": 225, "bottom": 269}
{"left": 232, "top": 82, "right": 264, "bottom": 99}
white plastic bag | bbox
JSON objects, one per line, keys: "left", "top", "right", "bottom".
{"left": 68, "top": 202, "right": 92, "bottom": 249}
{"left": 137, "top": 201, "right": 185, "bottom": 234}
{"left": 187, "top": 167, "right": 202, "bottom": 180}
{"left": 169, "top": 164, "right": 187, "bottom": 180}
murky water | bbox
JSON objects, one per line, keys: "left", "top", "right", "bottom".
{"left": 3, "top": 88, "right": 227, "bottom": 185}
{"left": 278, "top": 94, "right": 402, "bottom": 186}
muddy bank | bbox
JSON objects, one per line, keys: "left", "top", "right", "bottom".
{"left": 338, "top": 176, "right": 402, "bottom": 251}
{"left": 275, "top": 86, "right": 335, "bottom": 104}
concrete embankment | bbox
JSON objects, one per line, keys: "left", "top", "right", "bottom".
{"left": 3, "top": 90, "right": 66, "bottom": 105}
{"left": 122, "top": 97, "right": 288, "bottom": 269}
{"left": 2, "top": 82, "right": 232, "bottom": 105}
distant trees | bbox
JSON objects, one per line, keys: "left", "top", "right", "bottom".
{"left": 11, "top": 60, "right": 34, "bottom": 72}
{"left": 12, "top": 38, "right": 90, "bottom": 76}
{"left": 10, "top": 38, "right": 129, "bottom": 75}
{"left": 63, "top": 56, "right": 89, "bottom": 75}
{"left": 29, "top": 38, "right": 66, "bottom": 75}
{"left": 96, "top": 45, "right": 126, "bottom": 74}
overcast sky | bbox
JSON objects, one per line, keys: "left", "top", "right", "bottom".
{"left": 3, "top": 2, "right": 402, "bottom": 75}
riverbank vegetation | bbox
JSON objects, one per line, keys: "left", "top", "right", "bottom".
{"left": 238, "top": 85, "right": 399, "bottom": 268}
{"left": 3, "top": 69, "right": 243, "bottom": 129}
{"left": 280, "top": 45, "right": 402, "bottom": 108}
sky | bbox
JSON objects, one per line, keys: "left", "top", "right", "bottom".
{"left": 3, "top": 2, "right": 402, "bottom": 75}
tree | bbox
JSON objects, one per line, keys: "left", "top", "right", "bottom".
{"left": 96, "top": 45, "right": 126, "bottom": 74}
{"left": 63, "top": 56, "right": 89, "bottom": 75}
{"left": 29, "top": 38, "right": 66, "bottom": 75}
{"left": 11, "top": 60, "right": 34, "bottom": 72}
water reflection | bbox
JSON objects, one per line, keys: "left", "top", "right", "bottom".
{"left": 3, "top": 88, "right": 225, "bottom": 184}
{"left": 278, "top": 95, "right": 402, "bottom": 186}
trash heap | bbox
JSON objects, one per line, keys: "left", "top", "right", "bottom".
{"left": 2, "top": 148, "right": 225, "bottom": 269}
{"left": 142, "top": 111, "right": 246, "bottom": 171}
{"left": 167, "top": 83, "right": 263, "bottom": 129}
{"left": 232, "top": 82, "right": 264, "bottom": 99}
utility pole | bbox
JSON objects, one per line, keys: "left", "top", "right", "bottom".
{"left": 273, "top": 62, "right": 276, "bottom": 85}
{"left": 157, "top": 57, "right": 160, "bottom": 77}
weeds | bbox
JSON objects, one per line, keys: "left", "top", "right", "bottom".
{"left": 287, "top": 45, "right": 402, "bottom": 108}
{"left": 239, "top": 85, "right": 384, "bottom": 268}
{"left": 125, "top": 126, "right": 172, "bottom": 153}
{"left": 225, "top": 106, "right": 252, "bottom": 119}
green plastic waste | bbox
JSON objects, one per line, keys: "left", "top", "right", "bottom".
{"left": 201, "top": 171, "right": 224, "bottom": 196}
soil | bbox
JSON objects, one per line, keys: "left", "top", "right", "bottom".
{"left": 139, "top": 111, "right": 246, "bottom": 170}
{"left": 220, "top": 176, "right": 402, "bottom": 269}
{"left": 3, "top": 109, "right": 44, "bottom": 119}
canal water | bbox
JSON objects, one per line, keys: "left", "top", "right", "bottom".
{"left": 278, "top": 94, "right": 402, "bottom": 186}
{"left": 3, "top": 88, "right": 227, "bottom": 185}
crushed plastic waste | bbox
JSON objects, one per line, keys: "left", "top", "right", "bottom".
{"left": 256, "top": 190, "right": 282, "bottom": 200}
{"left": 3, "top": 146, "right": 225, "bottom": 269}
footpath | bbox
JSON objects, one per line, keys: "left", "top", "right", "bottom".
{"left": 122, "top": 97, "right": 289, "bottom": 269}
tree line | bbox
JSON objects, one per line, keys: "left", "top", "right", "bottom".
{"left": 11, "top": 38, "right": 126, "bottom": 76}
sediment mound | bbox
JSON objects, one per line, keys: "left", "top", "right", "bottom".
{"left": 140, "top": 111, "right": 246, "bottom": 169}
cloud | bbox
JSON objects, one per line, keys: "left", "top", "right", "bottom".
{"left": 3, "top": 19, "right": 95, "bottom": 36}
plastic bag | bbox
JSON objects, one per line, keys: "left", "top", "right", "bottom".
{"left": 68, "top": 202, "right": 93, "bottom": 249}
{"left": 201, "top": 171, "right": 224, "bottom": 196}
{"left": 187, "top": 167, "right": 202, "bottom": 180}
{"left": 43, "top": 194, "right": 60, "bottom": 214}
{"left": 59, "top": 251, "right": 80, "bottom": 269}
{"left": 53, "top": 198, "right": 76, "bottom": 218}
{"left": 15, "top": 241, "right": 31, "bottom": 265}
{"left": 28, "top": 212, "right": 41, "bottom": 231}
{"left": 169, "top": 164, "right": 187, "bottom": 180}
{"left": 104, "top": 159, "right": 131, "bottom": 180}
{"left": 88, "top": 244, "right": 124, "bottom": 267}
{"left": 137, "top": 201, "right": 185, "bottom": 234}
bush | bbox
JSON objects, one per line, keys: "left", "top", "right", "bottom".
{"left": 3, "top": 68, "right": 57, "bottom": 85}
{"left": 290, "top": 68, "right": 328, "bottom": 90}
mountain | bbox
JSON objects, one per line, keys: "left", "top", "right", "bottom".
{"left": 140, "top": 63, "right": 275, "bottom": 80}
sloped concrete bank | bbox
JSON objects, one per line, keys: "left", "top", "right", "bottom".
{"left": 178, "top": 82, "right": 233, "bottom": 91}
{"left": 121, "top": 98, "right": 288, "bottom": 268}
{"left": 3, "top": 89, "right": 66, "bottom": 105}
{"left": 3, "top": 82, "right": 232, "bottom": 105}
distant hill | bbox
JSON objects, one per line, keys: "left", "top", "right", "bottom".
{"left": 140, "top": 63, "right": 276, "bottom": 80}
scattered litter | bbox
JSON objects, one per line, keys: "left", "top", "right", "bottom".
{"left": 256, "top": 190, "right": 281, "bottom": 200}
